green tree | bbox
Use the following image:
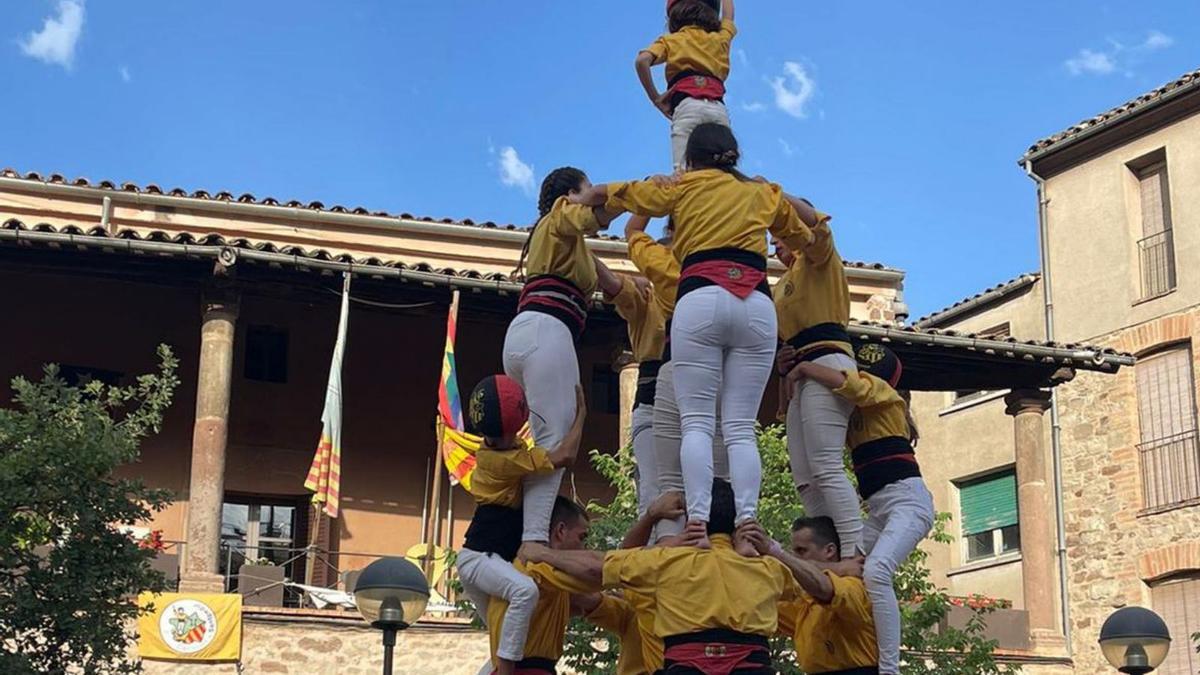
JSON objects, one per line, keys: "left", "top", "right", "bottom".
{"left": 562, "top": 424, "right": 1012, "bottom": 675}
{"left": 0, "top": 347, "right": 179, "bottom": 674}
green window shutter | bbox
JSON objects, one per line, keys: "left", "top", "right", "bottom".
{"left": 960, "top": 471, "right": 1018, "bottom": 535}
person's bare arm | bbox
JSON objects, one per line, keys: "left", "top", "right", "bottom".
{"left": 572, "top": 593, "right": 602, "bottom": 617}
{"left": 522, "top": 544, "right": 606, "bottom": 587}
{"left": 743, "top": 524, "right": 834, "bottom": 603}
{"left": 571, "top": 184, "right": 610, "bottom": 208}
{"left": 547, "top": 386, "right": 588, "bottom": 468}
{"left": 594, "top": 255, "right": 624, "bottom": 298}
{"left": 785, "top": 361, "right": 847, "bottom": 393}
{"left": 636, "top": 52, "right": 671, "bottom": 120}
{"left": 622, "top": 492, "right": 684, "bottom": 549}
{"left": 781, "top": 193, "right": 821, "bottom": 228}
{"left": 722, "top": 0, "right": 735, "bottom": 23}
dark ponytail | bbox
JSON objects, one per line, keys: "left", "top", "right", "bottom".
{"left": 515, "top": 167, "right": 588, "bottom": 278}
{"left": 685, "top": 123, "right": 751, "bottom": 182}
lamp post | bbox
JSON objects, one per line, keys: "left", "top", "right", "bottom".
{"left": 1099, "top": 606, "right": 1172, "bottom": 674}
{"left": 354, "top": 557, "right": 430, "bottom": 675}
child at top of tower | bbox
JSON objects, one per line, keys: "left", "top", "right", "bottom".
{"left": 636, "top": 0, "right": 736, "bottom": 171}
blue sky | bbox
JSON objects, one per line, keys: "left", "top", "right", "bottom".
{"left": 3, "top": 1, "right": 1198, "bottom": 323}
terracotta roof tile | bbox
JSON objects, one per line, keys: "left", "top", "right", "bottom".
{"left": 0, "top": 168, "right": 897, "bottom": 271}
{"left": 1024, "top": 66, "right": 1200, "bottom": 160}
{"left": 915, "top": 272, "right": 1040, "bottom": 327}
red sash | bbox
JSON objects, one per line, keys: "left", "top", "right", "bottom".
{"left": 663, "top": 642, "right": 765, "bottom": 675}
{"left": 669, "top": 73, "right": 727, "bottom": 105}
{"left": 680, "top": 260, "right": 767, "bottom": 299}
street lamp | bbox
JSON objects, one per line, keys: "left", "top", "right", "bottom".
{"left": 1099, "top": 606, "right": 1172, "bottom": 674}
{"left": 354, "top": 557, "right": 431, "bottom": 675}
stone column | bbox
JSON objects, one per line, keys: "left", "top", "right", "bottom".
{"left": 179, "top": 292, "right": 239, "bottom": 593}
{"left": 1005, "top": 389, "right": 1060, "bottom": 641}
{"left": 616, "top": 352, "right": 638, "bottom": 449}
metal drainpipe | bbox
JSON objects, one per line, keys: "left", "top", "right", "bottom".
{"left": 1024, "top": 159, "right": 1072, "bottom": 651}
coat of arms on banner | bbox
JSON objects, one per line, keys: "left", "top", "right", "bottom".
{"left": 161, "top": 599, "right": 218, "bottom": 654}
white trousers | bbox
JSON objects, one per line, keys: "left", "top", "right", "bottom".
{"left": 652, "top": 359, "right": 730, "bottom": 538}
{"left": 502, "top": 311, "right": 579, "bottom": 542}
{"left": 671, "top": 98, "right": 731, "bottom": 171}
{"left": 672, "top": 286, "right": 776, "bottom": 526}
{"left": 456, "top": 548, "right": 539, "bottom": 663}
{"left": 786, "top": 352, "right": 862, "bottom": 558}
{"left": 862, "top": 478, "right": 935, "bottom": 675}
{"left": 632, "top": 403, "right": 658, "bottom": 518}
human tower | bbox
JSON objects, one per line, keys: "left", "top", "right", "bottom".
{"left": 456, "top": 1, "right": 934, "bottom": 674}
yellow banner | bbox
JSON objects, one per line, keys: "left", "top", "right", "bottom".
{"left": 137, "top": 592, "right": 242, "bottom": 662}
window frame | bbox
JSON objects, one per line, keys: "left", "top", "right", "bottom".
{"left": 956, "top": 468, "right": 1021, "bottom": 565}
{"left": 1127, "top": 151, "right": 1177, "bottom": 303}
{"left": 1135, "top": 343, "right": 1200, "bottom": 513}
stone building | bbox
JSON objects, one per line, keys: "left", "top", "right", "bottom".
{"left": 914, "top": 65, "right": 1200, "bottom": 674}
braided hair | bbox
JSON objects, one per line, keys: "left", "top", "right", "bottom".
{"left": 669, "top": 0, "right": 721, "bottom": 33}
{"left": 515, "top": 166, "right": 588, "bottom": 278}
{"left": 684, "top": 123, "right": 751, "bottom": 181}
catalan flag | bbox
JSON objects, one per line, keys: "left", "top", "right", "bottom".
{"left": 435, "top": 291, "right": 531, "bottom": 495}
{"left": 305, "top": 274, "right": 350, "bottom": 518}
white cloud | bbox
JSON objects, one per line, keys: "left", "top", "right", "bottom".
{"left": 778, "top": 138, "right": 796, "bottom": 157}
{"left": 497, "top": 146, "right": 535, "bottom": 197}
{"left": 119, "top": 65, "right": 131, "bottom": 83}
{"left": 768, "top": 62, "right": 816, "bottom": 119}
{"left": 1065, "top": 49, "right": 1116, "bottom": 76}
{"left": 1142, "top": 30, "right": 1173, "bottom": 50}
{"left": 1064, "top": 30, "right": 1173, "bottom": 77}
{"left": 741, "top": 101, "right": 766, "bottom": 113}
{"left": 19, "top": 0, "right": 85, "bottom": 70}
{"left": 735, "top": 49, "right": 750, "bottom": 69}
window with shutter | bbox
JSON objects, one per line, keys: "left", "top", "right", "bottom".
{"left": 1131, "top": 156, "right": 1176, "bottom": 300}
{"left": 957, "top": 470, "right": 1020, "bottom": 562}
{"left": 1151, "top": 574, "right": 1200, "bottom": 675}
{"left": 1136, "top": 346, "right": 1200, "bottom": 510}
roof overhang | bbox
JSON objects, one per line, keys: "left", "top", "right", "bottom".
{"left": 1, "top": 220, "right": 1132, "bottom": 391}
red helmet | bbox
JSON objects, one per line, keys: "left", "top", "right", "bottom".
{"left": 467, "top": 375, "right": 529, "bottom": 438}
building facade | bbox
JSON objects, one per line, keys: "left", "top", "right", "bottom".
{"left": 0, "top": 170, "right": 910, "bottom": 673}
{"left": 915, "top": 66, "right": 1200, "bottom": 674}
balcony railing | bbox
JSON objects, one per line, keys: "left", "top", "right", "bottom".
{"left": 1138, "top": 429, "right": 1200, "bottom": 511}
{"left": 1138, "top": 229, "right": 1177, "bottom": 301}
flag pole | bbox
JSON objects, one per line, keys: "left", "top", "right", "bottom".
{"left": 419, "top": 456, "right": 432, "bottom": 546}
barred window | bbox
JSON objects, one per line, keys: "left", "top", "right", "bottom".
{"left": 1150, "top": 574, "right": 1200, "bottom": 675}
{"left": 1131, "top": 156, "right": 1176, "bottom": 301}
{"left": 1136, "top": 345, "right": 1200, "bottom": 510}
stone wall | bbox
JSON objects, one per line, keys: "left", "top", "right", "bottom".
{"left": 138, "top": 615, "right": 490, "bottom": 675}
{"left": 1055, "top": 307, "right": 1200, "bottom": 673}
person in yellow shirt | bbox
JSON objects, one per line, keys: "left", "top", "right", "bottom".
{"left": 522, "top": 480, "right": 800, "bottom": 674}
{"left": 772, "top": 202, "right": 862, "bottom": 560}
{"left": 574, "top": 491, "right": 686, "bottom": 675}
{"left": 635, "top": 0, "right": 736, "bottom": 169}
{"left": 786, "top": 345, "right": 934, "bottom": 675}
{"left": 572, "top": 124, "right": 827, "bottom": 547}
{"left": 505, "top": 167, "right": 620, "bottom": 558}
{"left": 765, "top": 516, "right": 879, "bottom": 675}
{"left": 456, "top": 376, "right": 588, "bottom": 675}
{"left": 619, "top": 215, "right": 730, "bottom": 542}
{"left": 483, "top": 497, "right": 600, "bottom": 675}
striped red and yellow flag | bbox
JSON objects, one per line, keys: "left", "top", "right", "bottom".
{"left": 305, "top": 274, "right": 350, "bottom": 518}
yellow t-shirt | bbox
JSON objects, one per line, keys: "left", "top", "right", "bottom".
{"left": 585, "top": 594, "right": 646, "bottom": 675}
{"left": 611, "top": 275, "right": 667, "bottom": 363}
{"left": 607, "top": 170, "right": 816, "bottom": 264}
{"left": 835, "top": 370, "right": 910, "bottom": 449}
{"left": 487, "top": 560, "right": 601, "bottom": 667}
{"left": 627, "top": 231, "right": 679, "bottom": 320}
{"left": 772, "top": 217, "right": 850, "bottom": 357}
{"left": 523, "top": 196, "right": 603, "bottom": 295}
{"left": 601, "top": 534, "right": 800, "bottom": 639}
{"left": 644, "top": 20, "right": 737, "bottom": 83}
{"left": 627, "top": 589, "right": 663, "bottom": 672}
{"left": 776, "top": 573, "right": 878, "bottom": 674}
{"left": 471, "top": 442, "right": 555, "bottom": 508}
